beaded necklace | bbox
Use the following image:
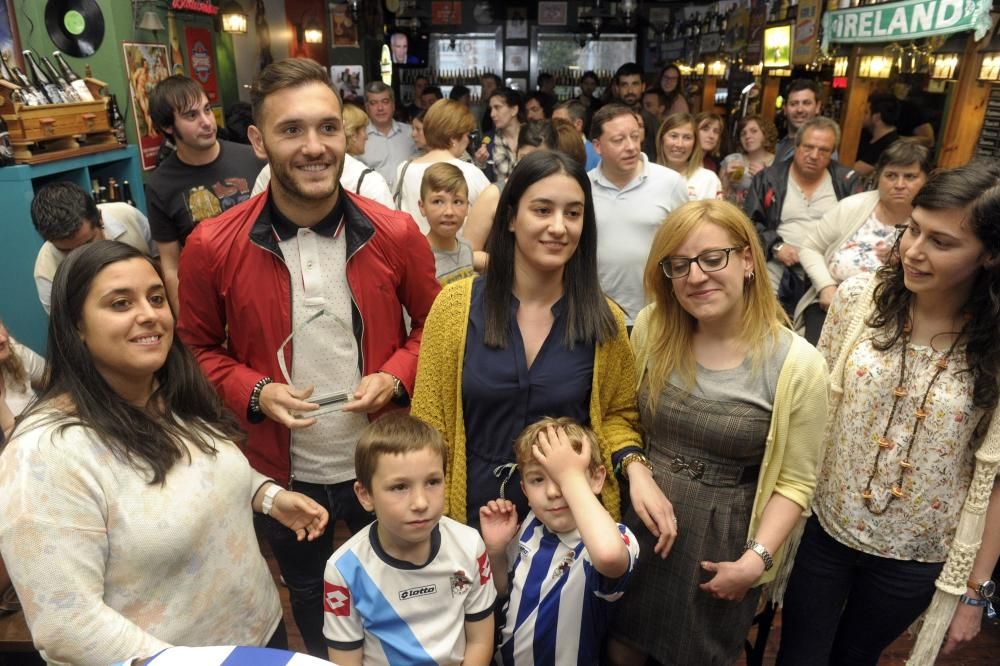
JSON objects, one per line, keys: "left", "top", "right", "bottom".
{"left": 861, "top": 319, "right": 964, "bottom": 515}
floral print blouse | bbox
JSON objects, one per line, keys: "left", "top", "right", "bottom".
{"left": 813, "top": 274, "right": 985, "bottom": 562}
{"left": 827, "top": 212, "right": 897, "bottom": 284}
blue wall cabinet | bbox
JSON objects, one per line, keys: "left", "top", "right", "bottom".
{"left": 0, "top": 145, "right": 147, "bottom": 353}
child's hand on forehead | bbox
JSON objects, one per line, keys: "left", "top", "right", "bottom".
{"left": 532, "top": 425, "right": 591, "bottom": 484}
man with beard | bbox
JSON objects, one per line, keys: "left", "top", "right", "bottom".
{"left": 612, "top": 62, "right": 659, "bottom": 158}
{"left": 147, "top": 75, "right": 264, "bottom": 311}
{"left": 176, "top": 58, "right": 440, "bottom": 657}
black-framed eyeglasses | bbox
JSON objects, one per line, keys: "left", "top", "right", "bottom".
{"left": 659, "top": 246, "right": 744, "bottom": 279}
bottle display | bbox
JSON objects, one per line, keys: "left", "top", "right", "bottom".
{"left": 108, "top": 94, "right": 127, "bottom": 144}
{"left": 23, "top": 50, "right": 65, "bottom": 104}
{"left": 42, "top": 56, "right": 81, "bottom": 102}
{"left": 53, "top": 51, "right": 95, "bottom": 101}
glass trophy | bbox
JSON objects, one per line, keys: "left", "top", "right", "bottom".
{"left": 275, "top": 308, "right": 358, "bottom": 417}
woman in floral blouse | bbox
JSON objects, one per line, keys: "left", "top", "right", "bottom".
{"left": 777, "top": 162, "right": 1000, "bottom": 665}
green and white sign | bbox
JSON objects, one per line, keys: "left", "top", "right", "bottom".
{"left": 821, "top": 0, "right": 993, "bottom": 52}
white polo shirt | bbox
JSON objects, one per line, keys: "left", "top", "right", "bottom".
{"left": 589, "top": 155, "right": 688, "bottom": 323}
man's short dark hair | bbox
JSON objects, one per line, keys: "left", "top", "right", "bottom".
{"left": 149, "top": 75, "right": 205, "bottom": 135}
{"left": 31, "top": 182, "right": 101, "bottom": 242}
{"left": 526, "top": 91, "right": 555, "bottom": 118}
{"left": 251, "top": 58, "right": 337, "bottom": 125}
{"left": 591, "top": 103, "right": 636, "bottom": 139}
{"left": 868, "top": 92, "right": 901, "bottom": 127}
{"left": 449, "top": 84, "right": 470, "bottom": 101}
{"left": 581, "top": 70, "right": 598, "bottom": 84}
{"left": 537, "top": 72, "right": 554, "bottom": 88}
{"left": 481, "top": 73, "right": 502, "bottom": 87}
{"left": 423, "top": 85, "right": 444, "bottom": 101}
{"left": 555, "top": 99, "right": 586, "bottom": 124}
{"left": 614, "top": 63, "right": 644, "bottom": 85}
{"left": 643, "top": 88, "right": 669, "bottom": 107}
{"left": 786, "top": 78, "right": 821, "bottom": 101}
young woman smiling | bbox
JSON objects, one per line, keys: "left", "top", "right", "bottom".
{"left": 657, "top": 113, "right": 722, "bottom": 202}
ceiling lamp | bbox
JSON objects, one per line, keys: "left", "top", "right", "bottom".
{"left": 221, "top": 1, "right": 248, "bottom": 34}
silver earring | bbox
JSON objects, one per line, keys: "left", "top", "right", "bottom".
{"left": 746, "top": 271, "right": 755, "bottom": 283}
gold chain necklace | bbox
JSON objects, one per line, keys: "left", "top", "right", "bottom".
{"left": 862, "top": 320, "right": 963, "bottom": 515}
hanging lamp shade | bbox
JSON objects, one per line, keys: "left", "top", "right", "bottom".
{"left": 221, "top": 1, "right": 248, "bottom": 34}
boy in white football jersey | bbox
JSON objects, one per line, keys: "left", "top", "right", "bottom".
{"left": 323, "top": 413, "right": 495, "bottom": 665}
{"left": 480, "top": 417, "right": 639, "bottom": 665}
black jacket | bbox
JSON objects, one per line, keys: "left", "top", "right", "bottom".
{"left": 743, "top": 159, "right": 862, "bottom": 259}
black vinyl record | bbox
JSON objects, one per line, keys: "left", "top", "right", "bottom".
{"left": 45, "top": 0, "right": 105, "bottom": 58}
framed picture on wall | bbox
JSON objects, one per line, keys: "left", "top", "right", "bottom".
{"left": 330, "top": 65, "right": 364, "bottom": 104}
{"left": 538, "top": 2, "right": 568, "bottom": 26}
{"left": 123, "top": 42, "right": 171, "bottom": 170}
{"left": 332, "top": 3, "right": 358, "bottom": 47}
{"left": 0, "top": 0, "right": 23, "bottom": 70}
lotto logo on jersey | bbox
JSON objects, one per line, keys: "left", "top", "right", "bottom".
{"left": 324, "top": 581, "right": 351, "bottom": 616}
{"left": 399, "top": 585, "right": 437, "bottom": 601}
{"left": 477, "top": 551, "right": 492, "bottom": 585}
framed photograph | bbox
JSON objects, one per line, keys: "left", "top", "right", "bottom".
{"left": 507, "top": 8, "right": 527, "bottom": 40}
{"left": 505, "top": 45, "right": 528, "bottom": 72}
{"left": 0, "top": 0, "right": 23, "bottom": 70}
{"left": 763, "top": 23, "right": 792, "bottom": 68}
{"left": 538, "top": 2, "right": 568, "bottom": 27}
{"left": 330, "top": 65, "right": 364, "bottom": 104}
{"left": 431, "top": 1, "right": 462, "bottom": 26}
{"left": 331, "top": 3, "right": 358, "bottom": 47}
{"left": 123, "top": 42, "right": 171, "bottom": 170}
{"left": 505, "top": 77, "right": 527, "bottom": 92}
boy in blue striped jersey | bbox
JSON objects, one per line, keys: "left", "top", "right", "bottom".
{"left": 480, "top": 418, "right": 640, "bottom": 665}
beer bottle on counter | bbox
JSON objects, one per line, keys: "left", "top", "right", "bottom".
{"left": 53, "top": 51, "right": 95, "bottom": 101}
{"left": 108, "top": 94, "right": 127, "bottom": 144}
{"left": 41, "top": 56, "right": 80, "bottom": 102}
{"left": 0, "top": 115, "right": 15, "bottom": 166}
{"left": 23, "top": 50, "right": 65, "bottom": 103}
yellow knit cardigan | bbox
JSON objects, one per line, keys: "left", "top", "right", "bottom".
{"left": 411, "top": 277, "right": 642, "bottom": 523}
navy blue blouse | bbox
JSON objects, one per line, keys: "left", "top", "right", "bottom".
{"left": 461, "top": 278, "right": 595, "bottom": 525}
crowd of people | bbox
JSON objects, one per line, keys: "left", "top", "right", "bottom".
{"left": 0, "top": 55, "right": 998, "bottom": 666}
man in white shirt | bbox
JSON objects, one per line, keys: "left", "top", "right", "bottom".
{"left": 31, "top": 182, "right": 157, "bottom": 314}
{"left": 588, "top": 104, "right": 688, "bottom": 325}
{"left": 359, "top": 81, "right": 416, "bottom": 188}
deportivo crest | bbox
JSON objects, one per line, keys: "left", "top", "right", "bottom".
{"left": 399, "top": 584, "right": 437, "bottom": 601}
{"left": 323, "top": 581, "right": 351, "bottom": 616}
{"left": 450, "top": 570, "right": 472, "bottom": 596}
{"left": 552, "top": 551, "right": 576, "bottom": 580}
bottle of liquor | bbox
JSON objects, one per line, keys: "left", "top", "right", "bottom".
{"left": 52, "top": 51, "right": 94, "bottom": 101}
{"left": 41, "top": 56, "right": 80, "bottom": 102}
{"left": 0, "top": 115, "right": 15, "bottom": 166}
{"left": 23, "top": 50, "right": 65, "bottom": 103}
{"left": 108, "top": 94, "right": 127, "bottom": 144}
{"left": 107, "top": 177, "right": 118, "bottom": 201}
{"left": 121, "top": 180, "right": 134, "bottom": 206}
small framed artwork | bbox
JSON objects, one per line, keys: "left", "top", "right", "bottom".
{"left": 505, "top": 46, "right": 528, "bottom": 72}
{"left": 331, "top": 4, "right": 358, "bottom": 47}
{"left": 538, "top": 2, "right": 568, "bottom": 27}
{"left": 505, "top": 77, "right": 527, "bottom": 91}
{"left": 507, "top": 8, "right": 528, "bottom": 40}
{"left": 0, "top": 0, "right": 23, "bottom": 69}
{"left": 330, "top": 65, "right": 364, "bottom": 104}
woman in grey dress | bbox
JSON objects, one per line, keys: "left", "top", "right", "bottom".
{"left": 607, "top": 200, "right": 829, "bottom": 664}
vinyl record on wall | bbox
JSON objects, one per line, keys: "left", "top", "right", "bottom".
{"left": 44, "top": 0, "right": 105, "bottom": 58}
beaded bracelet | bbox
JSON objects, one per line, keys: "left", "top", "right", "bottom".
{"left": 249, "top": 377, "right": 274, "bottom": 416}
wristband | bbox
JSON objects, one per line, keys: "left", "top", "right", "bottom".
{"left": 249, "top": 377, "right": 273, "bottom": 416}
{"left": 261, "top": 484, "right": 283, "bottom": 516}
{"left": 744, "top": 539, "right": 774, "bottom": 572}
{"left": 959, "top": 594, "right": 998, "bottom": 619}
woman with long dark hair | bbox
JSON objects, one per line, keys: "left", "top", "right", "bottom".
{"left": 0, "top": 241, "right": 328, "bottom": 664}
{"left": 607, "top": 200, "right": 828, "bottom": 664}
{"left": 778, "top": 161, "right": 1000, "bottom": 664}
{"left": 412, "top": 152, "right": 676, "bottom": 553}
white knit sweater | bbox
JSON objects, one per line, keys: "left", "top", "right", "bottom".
{"left": 0, "top": 413, "right": 282, "bottom": 665}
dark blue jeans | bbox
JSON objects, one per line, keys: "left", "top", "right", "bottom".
{"left": 257, "top": 478, "right": 372, "bottom": 658}
{"left": 776, "top": 515, "right": 943, "bottom": 666}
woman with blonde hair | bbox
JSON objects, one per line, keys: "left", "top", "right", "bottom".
{"left": 0, "top": 318, "right": 43, "bottom": 442}
{"left": 342, "top": 103, "right": 370, "bottom": 156}
{"left": 657, "top": 113, "right": 722, "bottom": 201}
{"left": 394, "top": 98, "right": 490, "bottom": 232}
{"left": 608, "top": 200, "right": 829, "bottom": 664}
{"left": 695, "top": 111, "right": 725, "bottom": 173}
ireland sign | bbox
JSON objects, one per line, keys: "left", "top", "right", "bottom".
{"left": 821, "top": 0, "right": 993, "bottom": 52}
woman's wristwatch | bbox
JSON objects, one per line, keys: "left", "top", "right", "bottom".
{"left": 745, "top": 539, "right": 774, "bottom": 571}
{"left": 618, "top": 452, "right": 653, "bottom": 479}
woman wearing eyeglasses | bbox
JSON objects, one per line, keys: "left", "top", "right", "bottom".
{"left": 607, "top": 200, "right": 829, "bottom": 665}
{"left": 777, "top": 162, "right": 1000, "bottom": 664}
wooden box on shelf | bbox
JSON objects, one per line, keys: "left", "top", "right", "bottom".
{"left": 0, "top": 77, "right": 120, "bottom": 164}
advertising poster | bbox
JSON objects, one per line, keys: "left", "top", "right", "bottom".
{"left": 122, "top": 42, "right": 170, "bottom": 170}
{"left": 185, "top": 26, "right": 219, "bottom": 104}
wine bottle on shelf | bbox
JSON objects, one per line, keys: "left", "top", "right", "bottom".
{"left": 41, "top": 56, "right": 80, "bottom": 102}
{"left": 23, "top": 50, "right": 65, "bottom": 103}
{"left": 108, "top": 94, "right": 127, "bottom": 144}
{"left": 53, "top": 51, "right": 95, "bottom": 101}
{"left": 0, "top": 115, "right": 15, "bottom": 166}
{"left": 121, "top": 180, "right": 134, "bottom": 206}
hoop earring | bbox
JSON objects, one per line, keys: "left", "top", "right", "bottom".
{"left": 745, "top": 271, "right": 755, "bottom": 283}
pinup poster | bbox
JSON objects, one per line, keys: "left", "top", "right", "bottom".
{"left": 123, "top": 42, "right": 171, "bottom": 171}
{"left": 185, "top": 27, "right": 220, "bottom": 104}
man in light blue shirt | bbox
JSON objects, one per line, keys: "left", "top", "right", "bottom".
{"left": 589, "top": 104, "right": 688, "bottom": 325}
{"left": 360, "top": 81, "right": 416, "bottom": 189}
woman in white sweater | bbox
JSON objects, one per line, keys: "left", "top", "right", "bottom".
{"left": 0, "top": 241, "right": 328, "bottom": 665}
{"left": 793, "top": 142, "right": 930, "bottom": 343}
{"left": 656, "top": 113, "right": 722, "bottom": 202}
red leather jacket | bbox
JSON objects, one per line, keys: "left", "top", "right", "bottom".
{"left": 177, "top": 190, "right": 440, "bottom": 485}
